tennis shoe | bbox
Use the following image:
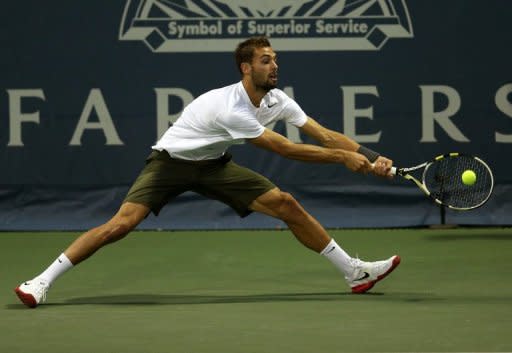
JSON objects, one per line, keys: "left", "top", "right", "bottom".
{"left": 14, "top": 278, "right": 50, "bottom": 308}
{"left": 346, "top": 255, "right": 401, "bottom": 294}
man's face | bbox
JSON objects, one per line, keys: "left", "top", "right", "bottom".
{"left": 249, "top": 47, "right": 278, "bottom": 91}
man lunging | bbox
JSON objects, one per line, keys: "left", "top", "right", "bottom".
{"left": 15, "top": 36, "right": 400, "bottom": 308}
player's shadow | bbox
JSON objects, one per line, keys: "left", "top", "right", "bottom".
{"left": 65, "top": 291, "right": 360, "bottom": 306}
{"left": 7, "top": 291, "right": 508, "bottom": 309}
{"left": 6, "top": 291, "right": 386, "bottom": 309}
{"left": 51, "top": 291, "right": 509, "bottom": 307}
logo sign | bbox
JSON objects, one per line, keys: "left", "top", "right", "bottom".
{"left": 119, "top": 0, "right": 413, "bottom": 52}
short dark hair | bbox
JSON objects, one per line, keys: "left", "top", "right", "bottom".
{"left": 234, "top": 36, "right": 272, "bottom": 75}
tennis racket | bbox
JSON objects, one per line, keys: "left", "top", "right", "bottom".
{"left": 390, "top": 153, "right": 494, "bottom": 210}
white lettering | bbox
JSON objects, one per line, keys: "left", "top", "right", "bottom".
{"left": 341, "top": 86, "right": 381, "bottom": 143}
{"left": 316, "top": 19, "right": 368, "bottom": 35}
{"left": 7, "top": 89, "right": 45, "bottom": 146}
{"left": 155, "top": 88, "right": 194, "bottom": 139}
{"left": 495, "top": 83, "right": 512, "bottom": 143}
{"left": 168, "top": 20, "right": 222, "bottom": 39}
{"left": 282, "top": 86, "right": 303, "bottom": 143}
{"left": 4, "top": 84, "right": 507, "bottom": 147}
{"left": 247, "top": 20, "right": 311, "bottom": 36}
{"left": 419, "top": 85, "right": 469, "bottom": 142}
{"left": 69, "top": 89, "right": 123, "bottom": 146}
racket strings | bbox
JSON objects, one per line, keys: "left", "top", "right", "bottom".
{"left": 424, "top": 156, "right": 493, "bottom": 209}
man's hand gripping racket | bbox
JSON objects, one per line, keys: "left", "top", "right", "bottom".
{"left": 384, "top": 153, "right": 494, "bottom": 210}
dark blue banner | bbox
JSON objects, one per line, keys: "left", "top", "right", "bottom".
{"left": 1, "top": 0, "right": 511, "bottom": 230}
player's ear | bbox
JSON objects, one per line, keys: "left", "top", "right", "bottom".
{"left": 241, "top": 62, "right": 251, "bottom": 75}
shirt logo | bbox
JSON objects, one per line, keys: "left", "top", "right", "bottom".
{"left": 119, "top": 0, "right": 413, "bottom": 53}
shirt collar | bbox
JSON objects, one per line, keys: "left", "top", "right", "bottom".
{"left": 238, "top": 81, "right": 276, "bottom": 109}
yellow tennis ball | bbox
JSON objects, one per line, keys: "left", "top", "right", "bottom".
{"left": 462, "top": 170, "right": 477, "bottom": 185}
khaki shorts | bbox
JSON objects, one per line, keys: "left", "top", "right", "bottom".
{"left": 124, "top": 150, "right": 276, "bottom": 217}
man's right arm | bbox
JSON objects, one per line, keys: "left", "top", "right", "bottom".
{"left": 249, "top": 128, "right": 373, "bottom": 174}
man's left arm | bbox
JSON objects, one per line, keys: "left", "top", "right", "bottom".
{"left": 299, "top": 117, "right": 393, "bottom": 177}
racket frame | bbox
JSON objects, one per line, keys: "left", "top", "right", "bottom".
{"left": 391, "top": 153, "right": 494, "bottom": 211}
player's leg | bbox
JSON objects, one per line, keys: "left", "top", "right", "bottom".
{"left": 14, "top": 202, "right": 150, "bottom": 308}
{"left": 64, "top": 202, "right": 150, "bottom": 264}
{"left": 249, "top": 188, "right": 400, "bottom": 293}
{"left": 195, "top": 160, "right": 400, "bottom": 293}
{"left": 14, "top": 150, "right": 182, "bottom": 307}
{"left": 249, "top": 187, "right": 331, "bottom": 252}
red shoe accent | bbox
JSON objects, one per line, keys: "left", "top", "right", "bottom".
{"left": 351, "top": 282, "right": 375, "bottom": 294}
{"left": 351, "top": 255, "right": 401, "bottom": 294}
{"left": 14, "top": 287, "right": 38, "bottom": 308}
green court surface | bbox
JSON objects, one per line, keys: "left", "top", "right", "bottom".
{"left": 1, "top": 228, "right": 511, "bottom": 353}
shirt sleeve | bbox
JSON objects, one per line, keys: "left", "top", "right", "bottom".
{"left": 269, "top": 89, "right": 307, "bottom": 127}
{"left": 281, "top": 100, "right": 308, "bottom": 127}
{"left": 216, "top": 112, "right": 265, "bottom": 140}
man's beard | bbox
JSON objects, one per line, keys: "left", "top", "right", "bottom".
{"left": 252, "top": 72, "right": 277, "bottom": 92}
{"left": 257, "top": 81, "right": 277, "bottom": 91}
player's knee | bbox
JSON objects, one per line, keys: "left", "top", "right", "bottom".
{"left": 99, "top": 205, "right": 146, "bottom": 244}
{"left": 275, "top": 192, "right": 303, "bottom": 219}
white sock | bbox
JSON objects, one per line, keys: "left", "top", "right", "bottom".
{"left": 320, "top": 239, "right": 354, "bottom": 278}
{"left": 37, "top": 253, "right": 73, "bottom": 285}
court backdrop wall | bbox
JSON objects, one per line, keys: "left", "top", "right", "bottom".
{"left": 1, "top": 0, "right": 511, "bottom": 230}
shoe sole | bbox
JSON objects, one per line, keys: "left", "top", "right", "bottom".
{"left": 351, "top": 255, "right": 401, "bottom": 294}
{"left": 14, "top": 287, "right": 38, "bottom": 308}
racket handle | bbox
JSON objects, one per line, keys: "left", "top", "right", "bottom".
{"left": 371, "top": 163, "right": 397, "bottom": 176}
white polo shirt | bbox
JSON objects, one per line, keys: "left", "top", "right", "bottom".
{"left": 153, "top": 81, "right": 308, "bottom": 160}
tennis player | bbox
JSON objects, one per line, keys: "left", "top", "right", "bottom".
{"left": 15, "top": 36, "right": 400, "bottom": 308}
